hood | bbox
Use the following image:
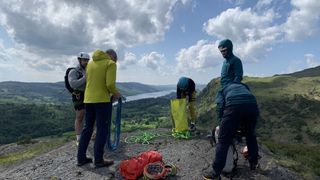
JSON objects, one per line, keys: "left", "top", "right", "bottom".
{"left": 218, "top": 39, "right": 233, "bottom": 56}
{"left": 92, "top": 50, "right": 111, "bottom": 61}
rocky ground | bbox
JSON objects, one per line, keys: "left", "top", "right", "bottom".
{"left": 0, "top": 129, "right": 302, "bottom": 180}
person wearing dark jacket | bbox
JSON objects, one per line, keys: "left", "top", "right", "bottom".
{"left": 203, "top": 82, "right": 260, "bottom": 180}
{"left": 218, "top": 39, "right": 243, "bottom": 88}
{"left": 215, "top": 39, "right": 244, "bottom": 125}
{"left": 176, "top": 77, "right": 197, "bottom": 132}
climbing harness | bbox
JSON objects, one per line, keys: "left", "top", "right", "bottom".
{"left": 106, "top": 97, "right": 124, "bottom": 151}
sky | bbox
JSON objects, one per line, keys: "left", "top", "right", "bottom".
{"left": 0, "top": 0, "right": 319, "bottom": 85}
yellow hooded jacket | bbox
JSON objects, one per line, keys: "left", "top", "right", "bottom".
{"left": 84, "top": 50, "right": 119, "bottom": 103}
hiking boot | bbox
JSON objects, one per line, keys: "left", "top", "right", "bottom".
{"left": 190, "top": 124, "right": 201, "bottom": 135}
{"left": 202, "top": 172, "right": 221, "bottom": 180}
{"left": 94, "top": 159, "right": 114, "bottom": 168}
{"left": 250, "top": 162, "right": 259, "bottom": 170}
{"left": 77, "top": 157, "right": 92, "bottom": 166}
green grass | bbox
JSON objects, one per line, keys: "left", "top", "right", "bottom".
{"left": 0, "top": 132, "right": 74, "bottom": 166}
{"left": 263, "top": 141, "right": 320, "bottom": 179}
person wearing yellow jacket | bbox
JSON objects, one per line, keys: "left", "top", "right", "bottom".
{"left": 77, "top": 49, "right": 121, "bottom": 168}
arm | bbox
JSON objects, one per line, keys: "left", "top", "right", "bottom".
{"left": 215, "top": 89, "right": 225, "bottom": 124}
{"left": 106, "top": 63, "right": 119, "bottom": 95}
{"left": 68, "top": 69, "right": 85, "bottom": 89}
{"left": 187, "top": 79, "right": 196, "bottom": 101}
{"left": 233, "top": 58, "right": 243, "bottom": 83}
{"left": 176, "top": 86, "right": 182, "bottom": 99}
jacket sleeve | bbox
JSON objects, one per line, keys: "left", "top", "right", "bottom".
{"left": 215, "top": 88, "right": 225, "bottom": 123}
{"left": 106, "top": 63, "right": 119, "bottom": 95}
{"left": 68, "top": 69, "right": 86, "bottom": 90}
{"left": 233, "top": 58, "right": 243, "bottom": 83}
{"left": 176, "top": 86, "right": 181, "bottom": 98}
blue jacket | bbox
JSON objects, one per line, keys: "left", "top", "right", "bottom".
{"left": 218, "top": 39, "right": 243, "bottom": 87}
{"left": 215, "top": 83, "right": 257, "bottom": 119}
{"left": 176, "top": 77, "right": 195, "bottom": 101}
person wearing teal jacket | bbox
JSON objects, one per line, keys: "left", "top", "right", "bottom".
{"left": 218, "top": 39, "right": 243, "bottom": 88}
{"left": 215, "top": 39, "right": 244, "bottom": 124}
{"left": 77, "top": 49, "right": 121, "bottom": 168}
{"left": 204, "top": 82, "right": 259, "bottom": 180}
{"left": 176, "top": 77, "right": 197, "bottom": 132}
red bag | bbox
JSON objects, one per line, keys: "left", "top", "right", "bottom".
{"left": 119, "top": 150, "right": 163, "bottom": 180}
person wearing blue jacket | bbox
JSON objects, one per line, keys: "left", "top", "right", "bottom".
{"left": 203, "top": 82, "right": 260, "bottom": 180}
{"left": 176, "top": 77, "right": 197, "bottom": 132}
{"left": 215, "top": 39, "right": 245, "bottom": 131}
{"left": 218, "top": 39, "right": 243, "bottom": 88}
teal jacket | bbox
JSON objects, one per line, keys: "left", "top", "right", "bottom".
{"left": 215, "top": 82, "right": 257, "bottom": 120}
{"left": 219, "top": 39, "right": 243, "bottom": 87}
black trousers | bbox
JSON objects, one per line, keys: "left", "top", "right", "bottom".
{"left": 213, "top": 103, "right": 259, "bottom": 175}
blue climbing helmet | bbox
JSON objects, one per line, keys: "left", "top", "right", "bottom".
{"left": 177, "top": 77, "right": 189, "bottom": 90}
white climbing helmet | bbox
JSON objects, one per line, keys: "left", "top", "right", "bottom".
{"left": 77, "top": 52, "right": 90, "bottom": 60}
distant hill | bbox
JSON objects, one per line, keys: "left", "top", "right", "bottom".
{"left": 0, "top": 81, "right": 175, "bottom": 104}
{"left": 276, "top": 65, "right": 320, "bottom": 78}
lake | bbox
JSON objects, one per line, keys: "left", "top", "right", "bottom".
{"left": 125, "top": 90, "right": 175, "bottom": 102}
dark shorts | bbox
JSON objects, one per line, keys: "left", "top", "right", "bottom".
{"left": 72, "top": 92, "right": 85, "bottom": 111}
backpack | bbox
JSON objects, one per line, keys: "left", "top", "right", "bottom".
{"left": 215, "top": 126, "right": 238, "bottom": 173}
{"left": 64, "top": 67, "right": 83, "bottom": 94}
{"left": 170, "top": 98, "right": 191, "bottom": 139}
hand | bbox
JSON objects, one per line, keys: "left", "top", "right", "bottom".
{"left": 112, "top": 92, "right": 121, "bottom": 103}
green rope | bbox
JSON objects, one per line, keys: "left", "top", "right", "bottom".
{"left": 124, "top": 132, "right": 164, "bottom": 145}
{"left": 172, "top": 131, "right": 192, "bottom": 139}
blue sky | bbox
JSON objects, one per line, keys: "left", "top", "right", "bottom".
{"left": 0, "top": 0, "right": 319, "bottom": 85}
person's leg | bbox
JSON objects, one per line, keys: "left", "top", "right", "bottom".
{"left": 189, "top": 91, "right": 197, "bottom": 124}
{"left": 94, "top": 103, "right": 112, "bottom": 163}
{"left": 75, "top": 108, "right": 85, "bottom": 142}
{"left": 73, "top": 93, "right": 85, "bottom": 143}
{"left": 212, "top": 106, "right": 240, "bottom": 176}
{"left": 243, "top": 104, "right": 259, "bottom": 168}
{"left": 77, "top": 103, "right": 95, "bottom": 163}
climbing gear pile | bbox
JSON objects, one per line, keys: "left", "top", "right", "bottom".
{"left": 143, "top": 162, "right": 178, "bottom": 180}
{"left": 119, "top": 151, "right": 163, "bottom": 180}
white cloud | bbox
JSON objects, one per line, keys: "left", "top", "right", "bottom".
{"left": 202, "top": 0, "right": 320, "bottom": 64}
{"left": 305, "top": 54, "right": 319, "bottom": 68}
{"left": 0, "top": 0, "right": 187, "bottom": 72}
{"left": 175, "top": 40, "right": 221, "bottom": 72}
{"left": 119, "top": 52, "right": 137, "bottom": 70}
{"left": 203, "top": 7, "right": 280, "bottom": 62}
{"left": 282, "top": 0, "right": 320, "bottom": 41}
{"left": 225, "top": 0, "right": 245, "bottom": 6}
{"left": 139, "top": 52, "right": 166, "bottom": 71}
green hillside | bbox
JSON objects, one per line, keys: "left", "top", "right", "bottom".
{"left": 277, "top": 65, "right": 320, "bottom": 78}
{"left": 0, "top": 102, "right": 74, "bottom": 144}
{"left": 197, "top": 75, "right": 320, "bottom": 144}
